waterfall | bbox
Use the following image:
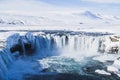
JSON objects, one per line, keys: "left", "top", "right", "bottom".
{"left": 0, "top": 49, "right": 13, "bottom": 80}
{"left": 0, "top": 31, "right": 118, "bottom": 80}
{"left": 5, "top": 32, "right": 115, "bottom": 57}
{"left": 53, "top": 34, "right": 108, "bottom": 57}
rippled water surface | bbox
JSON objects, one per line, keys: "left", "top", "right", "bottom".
{"left": 24, "top": 56, "right": 120, "bottom": 80}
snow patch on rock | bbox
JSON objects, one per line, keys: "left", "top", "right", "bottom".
{"left": 95, "top": 69, "right": 111, "bottom": 75}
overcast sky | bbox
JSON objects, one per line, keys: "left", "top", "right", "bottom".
{"left": 39, "top": 0, "right": 120, "bottom": 16}
{"left": 0, "top": 0, "right": 119, "bottom": 16}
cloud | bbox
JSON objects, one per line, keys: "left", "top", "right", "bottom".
{"left": 83, "top": 0, "right": 120, "bottom": 4}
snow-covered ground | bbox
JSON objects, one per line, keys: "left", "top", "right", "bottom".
{"left": 0, "top": 0, "right": 120, "bottom": 27}
{"left": 0, "top": 0, "right": 119, "bottom": 37}
{"left": 0, "top": 8, "right": 120, "bottom": 36}
{"left": 0, "top": 11, "right": 119, "bottom": 27}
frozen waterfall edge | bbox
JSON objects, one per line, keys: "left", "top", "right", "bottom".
{"left": 0, "top": 31, "right": 120, "bottom": 80}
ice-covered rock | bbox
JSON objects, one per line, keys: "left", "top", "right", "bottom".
{"left": 107, "top": 59, "right": 120, "bottom": 77}
{"left": 113, "top": 59, "right": 120, "bottom": 67}
{"left": 109, "top": 36, "right": 119, "bottom": 42}
{"left": 107, "top": 66, "right": 119, "bottom": 72}
{"left": 95, "top": 69, "right": 111, "bottom": 75}
{"left": 98, "top": 35, "right": 120, "bottom": 54}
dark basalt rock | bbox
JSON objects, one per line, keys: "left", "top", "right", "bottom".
{"left": 8, "top": 32, "right": 36, "bottom": 55}
{"left": 10, "top": 44, "right": 23, "bottom": 54}
{"left": 25, "top": 43, "right": 35, "bottom": 54}
{"left": 10, "top": 43, "right": 34, "bottom": 55}
{"left": 109, "top": 46, "right": 119, "bottom": 54}
{"left": 65, "top": 35, "right": 69, "bottom": 45}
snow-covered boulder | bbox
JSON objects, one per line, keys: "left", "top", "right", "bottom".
{"left": 106, "top": 36, "right": 120, "bottom": 54}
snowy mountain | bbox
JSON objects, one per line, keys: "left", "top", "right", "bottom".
{"left": 80, "top": 11, "right": 102, "bottom": 19}
{"left": 0, "top": 18, "right": 24, "bottom": 25}
{"left": 113, "top": 16, "right": 120, "bottom": 20}
{"left": 0, "top": 0, "right": 119, "bottom": 27}
{"left": 0, "top": 11, "right": 120, "bottom": 26}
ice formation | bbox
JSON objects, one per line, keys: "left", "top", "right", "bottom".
{"left": 0, "top": 31, "right": 120, "bottom": 79}
{"left": 95, "top": 69, "right": 111, "bottom": 75}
